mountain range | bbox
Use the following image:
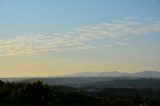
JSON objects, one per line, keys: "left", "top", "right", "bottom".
{"left": 66, "top": 71, "right": 160, "bottom": 78}
{"left": 1, "top": 71, "right": 160, "bottom": 88}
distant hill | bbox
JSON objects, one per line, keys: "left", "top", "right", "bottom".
{"left": 131, "top": 71, "right": 160, "bottom": 78}
{"left": 67, "top": 71, "right": 160, "bottom": 78}
{"left": 39, "top": 77, "right": 160, "bottom": 89}
{"left": 83, "top": 78, "right": 160, "bottom": 89}
{"left": 23, "top": 77, "right": 120, "bottom": 86}
{"left": 67, "top": 71, "right": 128, "bottom": 77}
{"left": 1, "top": 71, "right": 160, "bottom": 88}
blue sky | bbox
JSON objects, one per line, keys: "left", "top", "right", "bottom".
{"left": 0, "top": 0, "right": 160, "bottom": 37}
{"left": 0, "top": 0, "right": 160, "bottom": 77}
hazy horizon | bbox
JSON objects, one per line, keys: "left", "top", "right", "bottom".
{"left": 0, "top": 0, "right": 160, "bottom": 77}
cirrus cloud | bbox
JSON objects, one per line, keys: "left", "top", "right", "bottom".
{"left": 0, "top": 17, "right": 160, "bottom": 56}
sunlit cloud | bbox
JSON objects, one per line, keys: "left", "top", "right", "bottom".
{"left": 0, "top": 17, "right": 160, "bottom": 56}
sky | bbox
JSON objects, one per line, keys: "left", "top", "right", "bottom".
{"left": 0, "top": 0, "right": 160, "bottom": 77}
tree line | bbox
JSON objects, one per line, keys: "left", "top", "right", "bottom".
{"left": 0, "top": 80, "right": 160, "bottom": 106}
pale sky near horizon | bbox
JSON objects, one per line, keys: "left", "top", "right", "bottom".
{"left": 0, "top": 0, "right": 160, "bottom": 77}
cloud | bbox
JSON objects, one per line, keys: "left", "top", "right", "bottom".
{"left": 114, "top": 42, "right": 129, "bottom": 46}
{"left": 0, "top": 17, "right": 160, "bottom": 56}
{"left": 78, "top": 17, "right": 160, "bottom": 38}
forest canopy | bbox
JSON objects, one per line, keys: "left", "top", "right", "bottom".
{"left": 0, "top": 80, "right": 160, "bottom": 106}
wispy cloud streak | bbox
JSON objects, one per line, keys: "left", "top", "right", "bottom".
{"left": 0, "top": 17, "right": 160, "bottom": 56}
